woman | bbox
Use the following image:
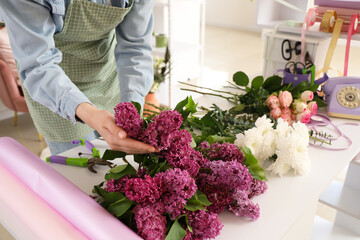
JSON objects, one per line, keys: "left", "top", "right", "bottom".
{"left": 0, "top": 0, "right": 157, "bottom": 155}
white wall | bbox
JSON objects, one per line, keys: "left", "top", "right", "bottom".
{"left": 205, "top": 0, "right": 260, "bottom": 32}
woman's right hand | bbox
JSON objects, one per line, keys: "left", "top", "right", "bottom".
{"left": 75, "top": 102, "right": 157, "bottom": 154}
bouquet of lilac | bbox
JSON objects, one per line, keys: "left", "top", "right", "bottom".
{"left": 93, "top": 101, "right": 267, "bottom": 240}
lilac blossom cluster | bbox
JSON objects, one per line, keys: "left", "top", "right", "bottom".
{"left": 199, "top": 142, "right": 245, "bottom": 163}
{"left": 105, "top": 168, "right": 221, "bottom": 240}
{"left": 142, "top": 110, "right": 183, "bottom": 149}
{"left": 114, "top": 102, "right": 143, "bottom": 139}
{"left": 195, "top": 144, "right": 267, "bottom": 221}
{"left": 184, "top": 210, "right": 223, "bottom": 240}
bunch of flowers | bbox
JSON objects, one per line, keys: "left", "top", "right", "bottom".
{"left": 95, "top": 102, "right": 270, "bottom": 240}
{"left": 266, "top": 90, "right": 318, "bottom": 125}
{"left": 235, "top": 115, "right": 310, "bottom": 176}
{"left": 197, "top": 142, "right": 267, "bottom": 220}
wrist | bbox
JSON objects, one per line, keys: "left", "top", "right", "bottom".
{"left": 75, "top": 102, "right": 99, "bottom": 128}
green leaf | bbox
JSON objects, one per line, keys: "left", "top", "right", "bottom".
{"left": 105, "top": 164, "right": 136, "bottom": 181}
{"left": 263, "top": 75, "right": 282, "bottom": 92}
{"left": 307, "top": 84, "right": 319, "bottom": 92}
{"left": 107, "top": 197, "right": 133, "bottom": 217}
{"left": 184, "top": 96, "right": 197, "bottom": 114}
{"left": 184, "top": 199, "right": 206, "bottom": 211}
{"left": 313, "top": 95, "right": 327, "bottom": 108}
{"left": 242, "top": 146, "right": 258, "bottom": 166}
{"left": 174, "top": 97, "right": 189, "bottom": 113}
{"left": 102, "top": 192, "right": 126, "bottom": 208}
{"left": 228, "top": 104, "right": 245, "bottom": 114}
{"left": 109, "top": 164, "right": 128, "bottom": 173}
{"left": 233, "top": 71, "right": 249, "bottom": 86}
{"left": 248, "top": 165, "right": 268, "bottom": 181}
{"left": 251, "top": 76, "right": 264, "bottom": 90}
{"left": 165, "top": 219, "right": 187, "bottom": 240}
{"left": 131, "top": 101, "right": 142, "bottom": 115}
{"left": 292, "top": 81, "right": 309, "bottom": 93}
{"left": 93, "top": 185, "right": 108, "bottom": 198}
{"left": 195, "top": 190, "right": 212, "bottom": 206}
{"left": 102, "top": 150, "right": 127, "bottom": 160}
{"left": 208, "top": 135, "right": 236, "bottom": 144}
{"left": 242, "top": 146, "right": 267, "bottom": 181}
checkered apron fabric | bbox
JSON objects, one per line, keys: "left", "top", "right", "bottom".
{"left": 22, "top": 0, "right": 132, "bottom": 142}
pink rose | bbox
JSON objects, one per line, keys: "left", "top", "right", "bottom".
{"left": 279, "top": 91, "right": 293, "bottom": 108}
{"left": 270, "top": 107, "right": 282, "bottom": 119}
{"left": 296, "top": 109, "right": 312, "bottom": 124}
{"left": 292, "top": 99, "right": 307, "bottom": 114}
{"left": 280, "top": 112, "right": 292, "bottom": 125}
{"left": 307, "top": 101, "right": 318, "bottom": 116}
{"left": 281, "top": 107, "right": 291, "bottom": 115}
{"left": 266, "top": 95, "right": 280, "bottom": 109}
{"left": 300, "top": 91, "right": 314, "bottom": 102}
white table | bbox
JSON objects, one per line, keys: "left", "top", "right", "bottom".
{"left": 49, "top": 97, "right": 360, "bottom": 240}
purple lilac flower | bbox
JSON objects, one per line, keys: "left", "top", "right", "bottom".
{"left": 201, "top": 160, "right": 253, "bottom": 193}
{"left": 159, "top": 129, "right": 193, "bottom": 160}
{"left": 155, "top": 168, "right": 197, "bottom": 220}
{"left": 124, "top": 175, "right": 161, "bottom": 204}
{"left": 228, "top": 189, "right": 260, "bottom": 221}
{"left": 105, "top": 176, "right": 130, "bottom": 193}
{"left": 114, "top": 102, "right": 143, "bottom": 139}
{"left": 186, "top": 210, "right": 223, "bottom": 240}
{"left": 248, "top": 179, "right": 268, "bottom": 199}
{"left": 133, "top": 202, "right": 167, "bottom": 240}
{"left": 142, "top": 110, "right": 183, "bottom": 149}
{"left": 199, "top": 142, "right": 244, "bottom": 163}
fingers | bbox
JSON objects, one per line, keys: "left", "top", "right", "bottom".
{"left": 113, "top": 138, "right": 157, "bottom": 154}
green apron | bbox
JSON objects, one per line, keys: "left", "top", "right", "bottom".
{"left": 22, "top": 0, "right": 133, "bottom": 142}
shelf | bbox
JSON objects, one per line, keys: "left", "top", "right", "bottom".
{"left": 277, "top": 23, "right": 360, "bottom": 41}
{"left": 311, "top": 216, "right": 360, "bottom": 240}
{"left": 319, "top": 180, "right": 360, "bottom": 220}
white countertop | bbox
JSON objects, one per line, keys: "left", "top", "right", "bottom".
{"left": 50, "top": 96, "right": 360, "bottom": 240}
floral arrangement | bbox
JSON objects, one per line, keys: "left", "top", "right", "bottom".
{"left": 266, "top": 90, "right": 318, "bottom": 125}
{"left": 93, "top": 101, "right": 268, "bottom": 240}
{"left": 235, "top": 116, "right": 310, "bottom": 176}
{"left": 180, "top": 71, "right": 325, "bottom": 122}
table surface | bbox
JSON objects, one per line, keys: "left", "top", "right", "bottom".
{"left": 51, "top": 95, "right": 360, "bottom": 240}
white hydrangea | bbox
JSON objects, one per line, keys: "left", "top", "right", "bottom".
{"left": 235, "top": 116, "right": 311, "bottom": 176}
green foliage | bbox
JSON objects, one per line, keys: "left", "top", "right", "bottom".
{"left": 102, "top": 149, "right": 127, "bottom": 161}
{"left": 165, "top": 217, "right": 187, "bottom": 240}
{"left": 242, "top": 146, "right": 267, "bottom": 181}
{"left": 184, "top": 190, "right": 212, "bottom": 211}
{"left": 105, "top": 164, "right": 136, "bottom": 181}
{"left": 107, "top": 198, "right": 133, "bottom": 218}
{"left": 131, "top": 101, "right": 142, "bottom": 115}
{"left": 233, "top": 71, "right": 249, "bottom": 86}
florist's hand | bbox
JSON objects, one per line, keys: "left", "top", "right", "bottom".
{"left": 76, "top": 103, "right": 157, "bottom": 154}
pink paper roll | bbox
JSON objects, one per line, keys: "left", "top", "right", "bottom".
{"left": 0, "top": 163, "right": 88, "bottom": 240}
{"left": 0, "top": 137, "right": 142, "bottom": 240}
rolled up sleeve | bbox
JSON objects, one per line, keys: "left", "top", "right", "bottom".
{"left": 114, "top": 0, "right": 155, "bottom": 107}
{"left": 0, "top": 0, "right": 91, "bottom": 124}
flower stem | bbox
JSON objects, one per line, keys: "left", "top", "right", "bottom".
{"left": 178, "top": 81, "right": 237, "bottom": 96}
{"left": 309, "top": 135, "right": 332, "bottom": 145}
{"left": 144, "top": 101, "right": 167, "bottom": 111}
{"left": 180, "top": 88, "right": 236, "bottom": 104}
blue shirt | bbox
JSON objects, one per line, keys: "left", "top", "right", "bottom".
{"left": 0, "top": 0, "right": 154, "bottom": 123}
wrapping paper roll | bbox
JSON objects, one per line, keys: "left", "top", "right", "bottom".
{"left": 0, "top": 163, "right": 88, "bottom": 240}
{"left": 0, "top": 137, "right": 142, "bottom": 240}
{"left": 314, "top": 0, "right": 360, "bottom": 9}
